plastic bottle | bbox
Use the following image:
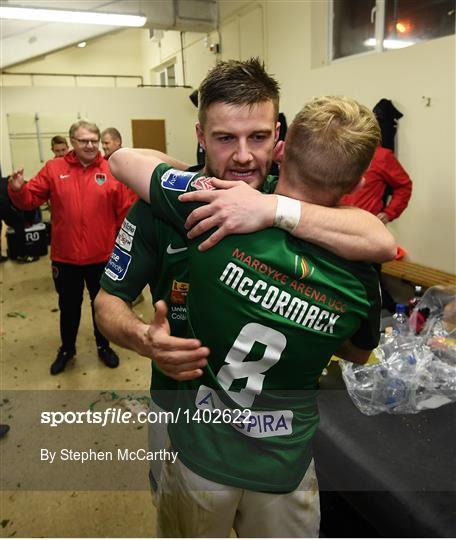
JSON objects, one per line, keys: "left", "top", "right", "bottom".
{"left": 408, "top": 286, "right": 430, "bottom": 334}
{"left": 392, "top": 304, "right": 408, "bottom": 336}
{"left": 408, "top": 286, "right": 423, "bottom": 316}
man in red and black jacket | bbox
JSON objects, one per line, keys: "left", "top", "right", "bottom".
{"left": 340, "top": 145, "right": 412, "bottom": 225}
{"left": 8, "top": 120, "right": 132, "bottom": 375}
{"left": 341, "top": 145, "right": 412, "bottom": 312}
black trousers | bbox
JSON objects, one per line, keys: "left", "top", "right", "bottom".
{"left": 373, "top": 262, "right": 396, "bottom": 313}
{"left": 51, "top": 261, "right": 109, "bottom": 351}
{"left": 0, "top": 203, "right": 27, "bottom": 257}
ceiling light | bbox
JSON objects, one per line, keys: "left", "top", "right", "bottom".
{"left": 77, "top": 41, "right": 87, "bottom": 48}
{"left": 0, "top": 6, "right": 146, "bottom": 27}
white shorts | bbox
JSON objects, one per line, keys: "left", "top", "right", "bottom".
{"left": 148, "top": 400, "right": 170, "bottom": 491}
{"left": 156, "top": 455, "right": 320, "bottom": 538}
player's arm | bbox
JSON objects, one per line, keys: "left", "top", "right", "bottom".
{"left": 109, "top": 148, "right": 189, "bottom": 202}
{"left": 95, "top": 292, "right": 208, "bottom": 381}
{"left": 180, "top": 179, "right": 396, "bottom": 263}
{"left": 334, "top": 340, "right": 371, "bottom": 364}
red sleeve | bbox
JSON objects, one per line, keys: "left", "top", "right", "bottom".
{"left": 8, "top": 164, "right": 51, "bottom": 211}
{"left": 381, "top": 150, "right": 413, "bottom": 221}
{"left": 114, "top": 181, "right": 136, "bottom": 229}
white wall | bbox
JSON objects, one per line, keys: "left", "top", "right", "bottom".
{"left": 5, "top": 29, "right": 143, "bottom": 77}
{"left": 140, "top": 29, "right": 215, "bottom": 88}
{"left": 216, "top": 0, "right": 455, "bottom": 274}
{"left": 1, "top": 2, "right": 454, "bottom": 273}
{"left": 1, "top": 86, "right": 197, "bottom": 176}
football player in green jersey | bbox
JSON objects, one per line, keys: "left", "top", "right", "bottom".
{"left": 100, "top": 60, "right": 394, "bottom": 380}
{"left": 107, "top": 95, "right": 384, "bottom": 537}
{"left": 96, "top": 59, "right": 394, "bottom": 526}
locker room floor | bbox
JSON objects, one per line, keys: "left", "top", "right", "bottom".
{"left": 1, "top": 252, "right": 157, "bottom": 537}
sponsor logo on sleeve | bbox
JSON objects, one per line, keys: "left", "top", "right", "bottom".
{"left": 161, "top": 169, "right": 197, "bottom": 192}
{"left": 191, "top": 176, "right": 216, "bottom": 191}
{"left": 116, "top": 229, "right": 133, "bottom": 252}
{"left": 104, "top": 246, "right": 132, "bottom": 281}
{"left": 121, "top": 218, "right": 136, "bottom": 236}
{"left": 95, "top": 173, "right": 107, "bottom": 185}
{"left": 170, "top": 280, "right": 189, "bottom": 305}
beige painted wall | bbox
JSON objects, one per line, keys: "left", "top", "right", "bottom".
{"left": 1, "top": 1, "right": 454, "bottom": 273}
{"left": 216, "top": 0, "right": 455, "bottom": 274}
{"left": 140, "top": 29, "right": 215, "bottom": 88}
{"left": 1, "top": 86, "right": 197, "bottom": 176}
{"left": 4, "top": 29, "right": 143, "bottom": 79}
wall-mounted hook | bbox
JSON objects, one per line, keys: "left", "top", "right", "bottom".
{"left": 421, "top": 96, "right": 431, "bottom": 107}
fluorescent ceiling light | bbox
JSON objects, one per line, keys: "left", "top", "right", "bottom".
{"left": 364, "top": 38, "right": 415, "bottom": 50}
{"left": 0, "top": 6, "right": 146, "bottom": 27}
{"left": 77, "top": 41, "right": 87, "bottom": 48}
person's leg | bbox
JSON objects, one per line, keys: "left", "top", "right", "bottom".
{"left": 52, "top": 262, "right": 84, "bottom": 350}
{"left": 84, "top": 262, "right": 119, "bottom": 367}
{"left": 51, "top": 262, "right": 84, "bottom": 374}
{"left": 84, "top": 262, "right": 109, "bottom": 347}
{"left": 235, "top": 459, "right": 320, "bottom": 538}
{"left": 2, "top": 205, "right": 27, "bottom": 258}
{"left": 156, "top": 457, "right": 240, "bottom": 537}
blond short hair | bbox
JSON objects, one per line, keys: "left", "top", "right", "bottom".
{"left": 283, "top": 96, "right": 380, "bottom": 199}
{"left": 69, "top": 120, "right": 100, "bottom": 139}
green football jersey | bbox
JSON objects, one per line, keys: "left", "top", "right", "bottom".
{"left": 149, "top": 164, "right": 381, "bottom": 493}
{"left": 100, "top": 199, "right": 190, "bottom": 409}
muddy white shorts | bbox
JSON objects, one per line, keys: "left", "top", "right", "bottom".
{"left": 156, "top": 455, "right": 320, "bottom": 538}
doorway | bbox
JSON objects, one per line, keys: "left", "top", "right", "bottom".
{"left": 131, "top": 119, "right": 166, "bottom": 152}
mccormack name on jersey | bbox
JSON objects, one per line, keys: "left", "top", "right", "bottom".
{"left": 220, "top": 261, "right": 340, "bottom": 334}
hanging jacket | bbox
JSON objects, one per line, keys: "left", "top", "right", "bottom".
{"left": 373, "top": 99, "right": 403, "bottom": 152}
{"left": 8, "top": 150, "right": 131, "bottom": 265}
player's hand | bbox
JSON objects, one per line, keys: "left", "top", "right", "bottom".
{"left": 146, "top": 300, "right": 209, "bottom": 381}
{"left": 8, "top": 167, "right": 25, "bottom": 192}
{"left": 376, "top": 212, "right": 389, "bottom": 224}
{"left": 179, "top": 179, "right": 276, "bottom": 251}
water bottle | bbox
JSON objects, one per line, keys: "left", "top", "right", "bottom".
{"left": 408, "top": 286, "right": 429, "bottom": 335}
{"left": 408, "top": 286, "right": 423, "bottom": 316}
{"left": 392, "top": 304, "right": 408, "bottom": 336}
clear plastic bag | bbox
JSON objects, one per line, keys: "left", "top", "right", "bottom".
{"left": 341, "top": 285, "right": 456, "bottom": 415}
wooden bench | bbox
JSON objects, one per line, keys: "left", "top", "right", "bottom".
{"left": 382, "top": 260, "right": 456, "bottom": 289}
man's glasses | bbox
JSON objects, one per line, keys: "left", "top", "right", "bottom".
{"left": 72, "top": 137, "right": 100, "bottom": 146}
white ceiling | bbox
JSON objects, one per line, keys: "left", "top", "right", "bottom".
{"left": 0, "top": 0, "right": 217, "bottom": 69}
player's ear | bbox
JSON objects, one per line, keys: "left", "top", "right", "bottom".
{"left": 274, "top": 121, "right": 280, "bottom": 144}
{"left": 273, "top": 140, "right": 285, "bottom": 164}
{"left": 196, "top": 123, "right": 206, "bottom": 150}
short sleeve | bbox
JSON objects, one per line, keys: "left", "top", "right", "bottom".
{"left": 101, "top": 200, "right": 159, "bottom": 302}
{"left": 149, "top": 163, "right": 209, "bottom": 233}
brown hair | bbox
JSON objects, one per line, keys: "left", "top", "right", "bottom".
{"left": 51, "top": 135, "right": 68, "bottom": 147}
{"left": 69, "top": 120, "right": 100, "bottom": 139}
{"left": 101, "top": 127, "right": 122, "bottom": 143}
{"left": 198, "top": 58, "right": 280, "bottom": 126}
{"left": 283, "top": 96, "right": 381, "bottom": 199}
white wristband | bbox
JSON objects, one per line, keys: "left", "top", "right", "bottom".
{"left": 273, "top": 195, "right": 301, "bottom": 233}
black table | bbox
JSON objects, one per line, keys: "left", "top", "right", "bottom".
{"left": 313, "top": 362, "right": 456, "bottom": 538}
